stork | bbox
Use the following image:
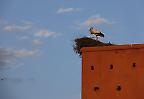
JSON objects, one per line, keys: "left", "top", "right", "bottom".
{"left": 89, "top": 27, "right": 104, "bottom": 40}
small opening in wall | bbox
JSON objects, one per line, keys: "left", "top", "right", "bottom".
{"left": 94, "top": 86, "right": 100, "bottom": 91}
{"left": 116, "top": 85, "right": 122, "bottom": 91}
{"left": 110, "top": 64, "right": 113, "bottom": 70}
{"left": 91, "top": 66, "right": 94, "bottom": 70}
{"left": 132, "top": 63, "right": 136, "bottom": 68}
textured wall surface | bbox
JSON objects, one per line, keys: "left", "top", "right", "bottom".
{"left": 81, "top": 44, "right": 144, "bottom": 99}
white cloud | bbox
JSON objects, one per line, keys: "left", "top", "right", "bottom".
{"left": 17, "top": 36, "right": 30, "bottom": 40}
{"left": 0, "top": 19, "right": 33, "bottom": 34}
{"left": 0, "top": 18, "right": 7, "bottom": 27}
{"left": 79, "top": 16, "right": 114, "bottom": 27}
{"left": 15, "top": 49, "right": 39, "bottom": 58}
{"left": 57, "top": 8, "right": 82, "bottom": 14}
{"left": 21, "top": 20, "right": 33, "bottom": 26}
{"left": 32, "top": 39, "right": 43, "bottom": 45}
{"left": 0, "top": 48, "right": 15, "bottom": 68}
{"left": 34, "top": 30, "right": 57, "bottom": 38}
{"left": 1, "top": 19, "right": 60, "bottom": 39}
{"left": 0, "top": 47, "right": 41, "bottom": 69}
{"left": 3, "top": 23, "right": 32, "bottom": 32}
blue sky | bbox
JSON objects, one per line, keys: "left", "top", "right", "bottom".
{"left": 0, "top": 0, "right": 144, "bottom": 99}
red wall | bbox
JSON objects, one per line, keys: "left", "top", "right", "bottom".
{"left": 81, "top": 44, "right": 144, "bottom": 99}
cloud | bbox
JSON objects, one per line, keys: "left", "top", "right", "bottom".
{"left": 1, "top": 18, "right": 60, "bottom": 39}
{"left": 79, "top": 16, "right": 114, "bottom": 27}
{"left": 14, "top": 49, "right": 40, "bottom": 58}
{"left": 57, "top": 8, "right": 82, "bottom": 14}
{"left": 3, "top": 23, "right": 32, "bottom": 32}
{"left": 0, "top": 47, "right": 40, "bottom": 69}
{"left": 16, "top": 36, "right": 30, "bottom": 40}
{"left": 32, "top": 39, "right": 43, "bottom": 45}
{"left": 34, "top": 30, "right": 57, "bottom": 38}
{"left": 0, "top": 18, "right": 7, "bottom": 27}
{"left": 0, "top": 48, "right": 15, "bottom": 68}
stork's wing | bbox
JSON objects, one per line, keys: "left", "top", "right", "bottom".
{"left": 100, "top": 32, "right": 104, "bottom": 37}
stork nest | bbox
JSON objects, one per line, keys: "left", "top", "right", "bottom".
{"left": 73, "top": 37, "right": 114, "bottom": 56}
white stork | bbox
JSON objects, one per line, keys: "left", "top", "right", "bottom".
{"left": 89, "top": 27, "right": 104, "bottom": 40}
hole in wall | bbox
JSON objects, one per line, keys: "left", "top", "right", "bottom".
{"left": 91, "top": 66, "right": 94, "bottom": 70}
{"left": 132, "top": 63, "right": 136, "bottom": 68}
{"left": 94, "top": 86, "right": 100, "bottom": 91}
{"left": 116, "top": 85, "right": 122, "bottom": 91}
{"left": 110, "top": 64, "right": 113, "bottom": 70}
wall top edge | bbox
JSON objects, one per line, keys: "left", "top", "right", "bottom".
{"left": 81, "top": 44, "right": 144, "bottom": 52}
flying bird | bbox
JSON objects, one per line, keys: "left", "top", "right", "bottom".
{"left": 89, "top": 27, "right": 104, "bottom": 40}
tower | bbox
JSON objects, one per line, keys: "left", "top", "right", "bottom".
{"left": 81, "top": 44, "right": 144, "bottom": 99}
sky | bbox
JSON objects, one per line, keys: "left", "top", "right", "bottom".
{"left": 0, "top": 0, "right": 144, "bottom": 99}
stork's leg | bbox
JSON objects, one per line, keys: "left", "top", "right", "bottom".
{"left": 91, "top": 35, "right": 95, "bottom": 39}
{"left": 91, "top": 34, "right": 95, "bottom": 39}
{"left": 96, "top": 36, "right": 98, "bottom": 40}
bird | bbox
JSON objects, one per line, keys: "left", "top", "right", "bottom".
{"left": 89, "top": 27, "right": 104, "bottom": 40}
